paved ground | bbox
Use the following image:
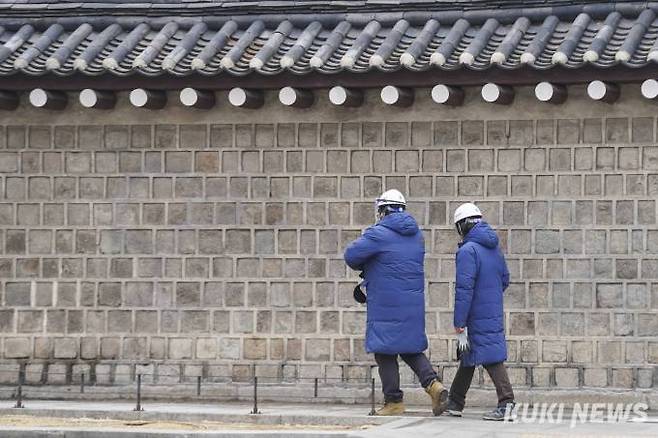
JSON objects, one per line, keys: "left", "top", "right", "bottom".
{"left": 0, "top": 400, "right": 654, "bottom": 437}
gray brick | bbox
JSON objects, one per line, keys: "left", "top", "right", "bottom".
{"left": 469, "top": 149, "right": 494, "bottom": 171}
{"left": 498, "top": 149, "right": 521, "bottom": 172}
{"left": 508, "top": 120, "right": 533, "bottom": 145}
{"left": 550, "top": 149, "right": 572, "bottom": 171}
{"left": 165, "top": 152, "right": 192, "bottom": 173}
{"left": 555, "top": 367, "right": 579, "bottom": 387}
{"left": 542, "top": 340, "right": 567, "bottom": 362}
{"left": 583, "top": 119, "right": 602, "bottom": 143}
{"left": 297, "top": 123, "right": 317, "bottom": 147}
{"left": 596, "top": 147, "right": 615, "bottom": 169}
{"left": 574, "top": 147, "right": 593, "bottom": 170}
{"left": 557, "top": 119, "right": 579, "bottom": 144}
{"left": 385, "top": 122, "right": 408, "bottom": 147}
{"left": 616, "top": 259, "right": 637, "bottom": 279}
{"left": 124, "top": 282, "right": 153, "bottom": 307}
{"left": 104, "top": 125, "right": 129, "bottom": 149}
{"left": 510, "top": 312, "right": 535, "bottom": 335}
{"left": 486, "top": 120, "right": 506, "bottom": 145}
{"left": 615, "top": 200, "right": 634, "bottom": 225}
{"left": 560, "top": 312, "right": 585, "bottom": 336}
{"left": 535, "top": 230, "right": 560, "bottom": 254}
{"left": 596, "top": 283, "right": 623, "bottom": 308}
{"left": 78, "top": 126, "right": 103, "bottom": 149}
{"left": 395, "top": 150, "right": 418, "bottom": 172}
{"left": 535, "top": 120, "right": 554, "bottom": 145}
{"left": 107, "top": 310, "right": 131, "bottom": 332}
{"left": 5, "top": 337, "right": 31, "bottom": 358}
{"left": 433, "top": 121, "right": 458, "bottom": 145}
{"left": 235, "top": 124, "right": 254, "bottom": 148}
{"left": 605, "top": 118, "right": 629, "bottom": 143}
{"left": 410, "top": 122, "right": 431, "bottom": 147}
{"left": 54, "top": 338, "right": 77, "bottom": 359}
{"left": 27, "top": 126, "right": 51, "bottom": 149}
{"left": 537, "top": 312, "right": 558, "bottom": 336}
{"left": 273, "top": 123, "right": 293, "bottom": 147}
{"left": 638, "top": 313, "right": 658, "bottom": 336}
{"left": 457, "top": 176, "right": 483, "bottom": 196}
{"left": 446, "top": 150, "right": 465, "bottom": 172}
{"left": 180, "top": 124, "right": 207, "bottom": 148}
{"left": 632, "top": 117, "right": 654, "bottom": 143}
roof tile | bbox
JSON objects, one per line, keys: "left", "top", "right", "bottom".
{"left": 2, "top": 5, "right": 658, "bottom": 77}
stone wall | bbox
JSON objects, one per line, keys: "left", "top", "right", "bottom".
{"left": 0, "top": 85, "right": 656, "bottom": 394}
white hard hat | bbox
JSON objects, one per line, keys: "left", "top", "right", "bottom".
{"left": 376, "top": 189, "right": 406, "bottom": 207}
{"left": 454, "top": 203, "right": 482, "bottom": 224}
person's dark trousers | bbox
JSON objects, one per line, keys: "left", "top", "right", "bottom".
{"left": 449, "top": 361, "right": 514, "bottom": 409}
{"left": 374, "top": 353, "right": 439, "bottom": 402}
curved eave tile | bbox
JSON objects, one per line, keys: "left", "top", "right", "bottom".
{"left": 2, "top": 12, "right": 658, "bottom": 77}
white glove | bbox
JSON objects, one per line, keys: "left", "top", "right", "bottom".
{"left": 457, "top": 327, "right": 470, "bottom": 357}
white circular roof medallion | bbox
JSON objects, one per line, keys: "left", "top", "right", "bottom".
{"left": 129, "top": 88, "right": 148, "bottom": 107}
{"left": 535, "top": 82, "right": 554, "bottom": 102}
{"left": 329, "top": 86, "right": 347, "bottom": 105}
{"left": 587, "top": 80, "right": 607, "bottom": 100}
{"left": 79, "top": 89, "right": 98, "bottom": 108}
{"left": 29, "top": 88, "right": 48, "bottom": 107}
{"left": 228, "top": 88, "right": 247, "bottom": 107}
{"left": 279, "top": 87, "right": 297, "bottom": 106}
{"left": 380, "top": 85, "right": 399, "bottom": 105}
{"left": 481, "top": 83, "right": 500, "bottom": 103}
{"left": 179, "top": 88, "right": 199, "bottom": 107}
{"left": 431, "top": 84, "right": 450, "bottom": 104}
{"left": 641, "top": 79, "right": 658, "bottom": 99}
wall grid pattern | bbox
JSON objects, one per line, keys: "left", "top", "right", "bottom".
{"left": 0, "top": 105, "right": 657, "bottom": 392}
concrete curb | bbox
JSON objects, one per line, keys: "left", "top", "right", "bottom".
{"left": 0, "top": 429, "right": 351, "bottom": 438}
{"left": 0, "top": 408, "right": 390, "bottom": 428}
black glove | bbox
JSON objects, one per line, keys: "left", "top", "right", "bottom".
{"left": 353, "top": 283, "right": 367, "bottom": 304}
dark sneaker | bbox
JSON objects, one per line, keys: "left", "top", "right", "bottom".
{"left": 482, "top": 402, "right": 516, "bottom": 421}
{"left": 445, "top": 399, "right": 463, "bottom": 417}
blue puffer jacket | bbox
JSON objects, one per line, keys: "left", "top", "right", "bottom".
{"left": 344, "top": 212, "right": 427, "bottom": 355}
{"left": 454, "top": 221, "right": 509, "bottom": 367}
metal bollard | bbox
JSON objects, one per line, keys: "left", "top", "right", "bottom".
{"left": 80, "top": 372, "right": 85, "bottom": 394}
{"left": 134, "top": 374, "right": 144, "bottom": 411}
{"left": 314, "top": 378, "right": 318, "bottom": 398}
{"left": 368, "top": 378, "right": 376, "bottom": 416}
{"left": 250, "top": 376, "right": 260, "bottom": 414}
{"left": 197, "top": 376, "right": 201, "bottom": 397}
{"left": 14, "top": 369, "right": 25, "bottom": 409}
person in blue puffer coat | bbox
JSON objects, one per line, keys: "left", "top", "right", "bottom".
{"left": 344, "top": 189, "right": 448, "bottom": 417}
{"left": 445, "top": 202, "right": 515, "bottom": 421}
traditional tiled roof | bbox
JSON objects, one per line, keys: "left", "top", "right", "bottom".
{"left": 1, "top": 2, "right": 658, "bottom": 77}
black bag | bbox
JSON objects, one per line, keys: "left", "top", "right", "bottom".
{"left": 353, "top": 284, "right": 367, "bottom": 304}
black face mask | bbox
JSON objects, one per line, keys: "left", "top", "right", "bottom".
{"left": 376, "top": 204, "right": 405, "bottom": 221}
{"left": 456, "top": 217, "right": 482, "bottom": 237}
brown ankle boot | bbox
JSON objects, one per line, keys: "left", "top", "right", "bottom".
{"left": 425, "top": 380, "right": 449, "bottom": 416}
{"left": 375, "top": 401, "right": 405, "bottom": 416}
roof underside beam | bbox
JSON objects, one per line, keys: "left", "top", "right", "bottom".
{"left": 0, "top": 65, "right": 655, "bottom": 91}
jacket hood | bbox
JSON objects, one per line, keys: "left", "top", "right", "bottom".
{"left": 464, "top": 221, "right": 499, "bottom": 249}
{"left": 379, "top": 212, "right": 419, "bottom": 236}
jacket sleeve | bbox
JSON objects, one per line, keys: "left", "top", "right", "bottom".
{"left": 501, "top": 251, "right": 510, "bottom": 292}
{"left": 454, "top": 245, "right": 477, "bottom": 329}
{"left": 344, "top": 228, "right": 380, "bottom": 271}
